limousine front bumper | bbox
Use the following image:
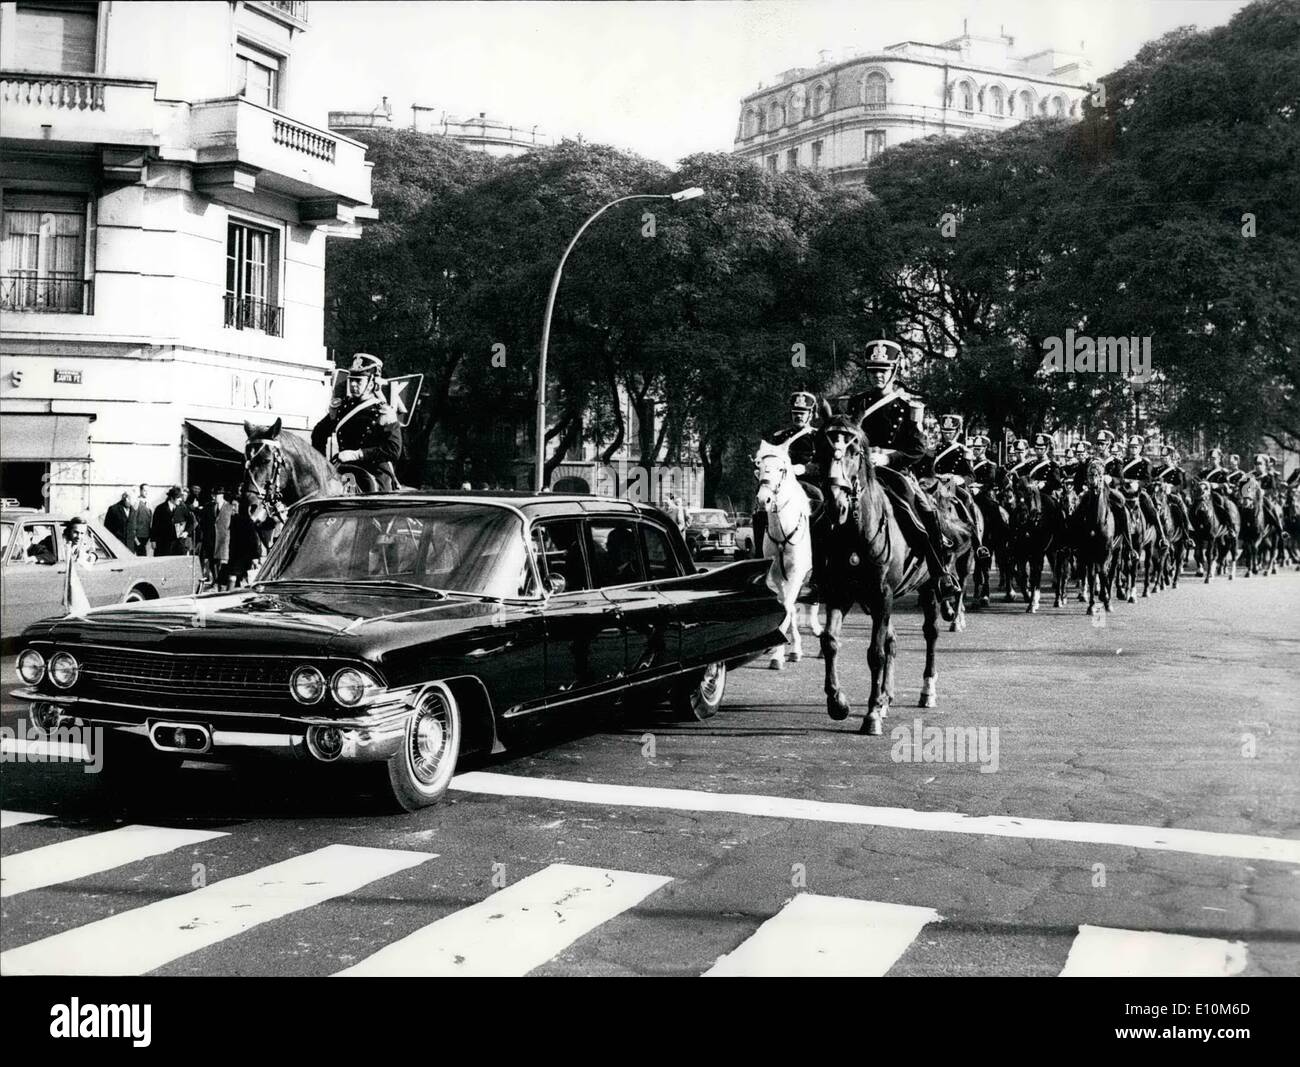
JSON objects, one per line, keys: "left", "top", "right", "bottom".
{"left": 8, "top": 686, "right": 414, "bottom": 765}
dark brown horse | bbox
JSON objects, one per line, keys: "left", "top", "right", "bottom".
{"left": 1001, "top": 471, "right": 1068, "bottom": 613}
{"left": 814, "top": 412, "right": 963, "bottom": 736}
{"left": 1235, "top": 474, "right": 1278, "bottom": 577}
{"left": 1070, "top": 459, "right": 1122, "bottom": 615}
{"left": 242, "top": 419, "right": 354, "bottom": 530}
{"left": 1191, "top": 482, "right": 1239, "bottom": 582}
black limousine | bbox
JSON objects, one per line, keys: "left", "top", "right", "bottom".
{"left": 12, "top": 493, "right": 785, "bottom": 810}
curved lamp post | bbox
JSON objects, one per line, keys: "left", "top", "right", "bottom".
{"left": 534, "top": 186, "right": 705, "bottom": 492}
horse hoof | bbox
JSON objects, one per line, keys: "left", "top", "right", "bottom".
{"left": 827, "top": 696, "right": 851, "bottom": 721}
{"left": 769, "top": 658, "right": 784, "bottom": 671}
{"left": 860, "top": 713, "right": 884, "bottom": 736}
{"left": 1141, "top": 591, "right": 1148, "bottom": 598}
{"left": 1127, "top": 595, "right": 1135, "bottom": 604}
{"left": 788, "top": 650, "right": 802, "bottom": 663}
{"left": 918, "top": 693, "right": 936, "bottom": 709}
{"left": 979, "top": 596, "right": 989, "bottom": 609}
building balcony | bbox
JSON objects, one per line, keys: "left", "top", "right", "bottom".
{"left": 223, "top": 293, "right": 284, "bottom": 337}
{"left": 1, "top": 275, "right": 94, "bottom": 315}
{"left": 188, "top": 97, "right": 373, "bottom": 219}
{"left": 252, "top": 1, "right": 310, "bottom": 26}
{"left": 0, "top": 70, "right": 160, "bottom": 148}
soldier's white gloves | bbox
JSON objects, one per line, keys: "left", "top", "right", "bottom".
{"left": 791, "top": 463, "right": 806, "bottom": 476}
{"left": 337, "top": 449, "right": 362, "bottom": 463}
{"left": 870, "top": 448, "right": 892, "bottom": 467}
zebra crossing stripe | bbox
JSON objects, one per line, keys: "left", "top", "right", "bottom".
{"left": 450, "top": 772, "right": 1300, "bottom": 865}
{"left": 705, "top": 895, "right": 941, "bottom": 977}
{"left": 1059, "top": 924, "right": 1248, "bottom": 977}
{"left": 0, "top": 810, "right": 52, "bottom": 829}
{"left": 0, "top": 843, "right": 432, "bottom": 976}
{"left": 1, "top": 825, "right": 229, "bottom": 899}
{"left": 336, "top": 863, "right": 671, "bottom": 977}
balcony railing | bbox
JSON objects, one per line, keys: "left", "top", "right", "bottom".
{"left": 258, "top": 1, "right": 309, "bottom": 23}
{"left": 1, "top": 275, "right": 93, "bottom": 314}
{"left": 223, "top": 293, "right": 283, "bottom": 337}
{"left": 272, "top": 116, "right": 336, "bottom": 162}
{"left": 1, "top": 73, "right": 105, "bottom": 111}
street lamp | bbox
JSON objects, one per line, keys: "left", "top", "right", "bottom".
{"left": 534, "top": 186, "right": 705, "bottom": 492}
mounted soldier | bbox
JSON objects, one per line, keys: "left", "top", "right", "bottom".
{"left": 1090, "top": 430, "right": 1135, "bottom": 548}
{"left": 311, "top": 353, "right": 402, "bottom": 493}
{"left": 1024, "top": 433, "right": 1063, "bottom": 494}
{"left": 968, "top": 434, "right": 1001, "bottom": 492}
{"left": 1006, "top": 438, "right": 1033, "bottom": 479}
{"left": 929, "top": 414, "right": 988, "bottom": 562}
{"left": 1253, "top": 452, "right": 1285, "bottom": 545}
{"left": 840, "top": 339, "right": 960, "bottom": 600}
{"left": 1155, "top": 445, "right": 1192, "bottom": 537}
{"left": 1200, "top": 447, "right": 1230, "bottom": 487}
{"left": 1118, "top": 434, "right": 1168, "bottom": 549}
{"left": 753, "top": 390, "right": 824, "bottom": 555}
{"left": 1225, "top": 453, "right": 1246, "bottom": 487}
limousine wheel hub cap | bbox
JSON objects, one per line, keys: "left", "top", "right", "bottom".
{"left": 415, "top": 714, "right": 445, "bottom": 763}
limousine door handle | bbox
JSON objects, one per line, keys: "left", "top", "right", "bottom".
{"left": 467, "top": 638, "right": 515, "bottom": 657}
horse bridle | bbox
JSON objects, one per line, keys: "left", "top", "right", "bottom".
{"left": 755, "top": 456, "right": 807, "bottom": 580}
{"left": 244, "top": 438, "right": 287, "bottom": 525}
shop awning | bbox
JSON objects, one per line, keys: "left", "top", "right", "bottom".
{"left": 0, "top": 414, "right": 93, "bottom": 460}
{"left": 185, "top": 419, "right": 308, "bottom": 464}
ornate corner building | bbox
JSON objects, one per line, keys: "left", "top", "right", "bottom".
{"left": 733, "top": 32, "right": 1094, "bottom": 183}
{"left": 0, "top": 1, "right": 376, "bottom": 515}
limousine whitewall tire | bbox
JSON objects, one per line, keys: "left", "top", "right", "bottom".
{"left": 383, "top": 684, "right": 463, "bottom": 811}
{"left": 672, "top": 660, "right": 727, "bottom": 721}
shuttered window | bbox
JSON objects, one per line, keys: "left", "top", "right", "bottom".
{"left": 14, "top": 2, "right": 98, "bottom": 74}
{"left": 236, "top": 40, "right": 281, "bottom": 109}
{"left": 2, "top": 194, "right": 90, "bottom": 312}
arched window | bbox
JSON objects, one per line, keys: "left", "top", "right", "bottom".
{"left": 959, "top": 80, "right": 975, "bottom": 112}
{"left": 743, "top": 109, "right": 760, "bottom": 138}
{"left": 988, "top": 85, "right": 1005, "bottom": 116}
{"left": 863, "top": 71, "right": 886, "bottom": 109}
{"left": 1052, "top": 95, "right": 1067, "bottom": 117}
{"left": 787, "top": 85, "right": 806, "bottom": 122}
{"left": 1018, "top": 89, "right": 1035, "bottom": 116}
{"left": 812, "top": 82, "right": 829, "bottom": 116}
{"left": 768, "top": 101, "right": 785, "bottom": 129}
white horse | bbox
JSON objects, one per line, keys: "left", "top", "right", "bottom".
{"left": 755, "top": 439, "right": 823, "bottom": 669}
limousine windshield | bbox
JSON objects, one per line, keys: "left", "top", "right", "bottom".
{"left": 263, "top": 503, "right": 533, "bottom": 599}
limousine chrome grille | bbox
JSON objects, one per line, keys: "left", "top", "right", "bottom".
{"left": 77, "top": 647, "right": 298, "bottom": 707}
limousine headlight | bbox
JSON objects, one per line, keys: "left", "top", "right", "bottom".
{"left": 48, "top": 651, "right": 80, "bottom": 689}
{"left": 290, "top": 665, "right": 327, "bottom": 705}
{"left": 331, "top": 667, "right": 379, "bottom": 707}
{"left": 17, "top": 649, "right": 46, "bottom": 685}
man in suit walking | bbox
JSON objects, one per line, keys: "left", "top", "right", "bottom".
{"left": 151, "top": 486, "right": 184, "bottom": 556}
{"left": 103, "top": 491, "right": 133, "bottom": 545}
{"left": 128, "top": 483, "right": 153, "bottom": 555}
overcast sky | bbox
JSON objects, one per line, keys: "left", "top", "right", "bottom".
{"left": 297, "top": 0, "right": 1251, "bottom": 165}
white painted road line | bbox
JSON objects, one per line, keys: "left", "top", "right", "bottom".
{"left": 1, "top": 825, "right": 229, "bottom": 898}
{"left": 0, "top": 844, "right": 432, "bottom": 976}
{"left": 1, "top": 738, "right": 90, "bottom": 761}
{"left": 0, "top": 810, "right": 53, "bottom": 830}
{"left": 450, "top": 772, "right": 1300, "bottom": 865}
{"left": 336, "top": 862, "right": 671, "bottom": 977}
{"left": 706, "top": 895, "right": 941, "bottom": 977}
{"left": 1060, "top": 924, "right": 1248, "bottom": 977}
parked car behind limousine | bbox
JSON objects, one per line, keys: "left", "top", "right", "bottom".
{"left": 1, "top": 507, "right": 199, "bottom": 645}
{"left": 684, "top": 507, "right": 738, "bottom": 560}
{"left": 11, "top": 493, "right": 785, "bottom": 810}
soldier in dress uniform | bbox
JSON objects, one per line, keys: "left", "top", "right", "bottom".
{"left": 1224, "top": 453, "right": 1247, "bottom": 487}
{"left": 1087, "top": 430, "right": 1135, "bottom": 546}
{"left": 753, "top": 390, "right": 823, "bottom": 553}
{"left": 1154, "top": 445, "right": 1192, "bottom": 537}
{"left": 1252, "top": 452, "right": 1285, "bottom": 545}
{"left": 1200, "top": 447, "right": 1230, "bottom": 486}
{"left": 1024, "top": 433, "right": 1063, "bottom": 493}
{"left": 311, "top": 353, "right": 403, "bottom": 493}
{"left": 930, "top": 414, "right": 988, "bottom": 560}
{"left": 1117, "top": 434, "right": 1167, "bottom": 548}
{"left": 841, "top": 340, "right": 960, "bottom": 599}
{"left": 1006, "top": 438, "right": 1032, "bottom": 478}
{"left": 968, "top": 435, "right": 1001, "bottom": 490}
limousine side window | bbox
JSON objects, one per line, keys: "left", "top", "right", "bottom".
{"left": 640, "top": 521, "right": 680, "bottom": 580}
{"left": 589, "top": 518, "right": 647, "bottom": 588}
{"left": 533, "top": 519, "right": 590, "bottom": 592}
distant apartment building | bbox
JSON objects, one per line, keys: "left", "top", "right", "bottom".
{"left": 0, "top": 1, "right": 376, "bottom": 514}
{"left": 734, "top": 32, "right": 1094, "bottom": 183}
{"left": 329, "top": 99, "right": 551, "bottom": 158}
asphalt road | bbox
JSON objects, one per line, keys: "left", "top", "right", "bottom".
{"left": 1, "top": 567, "right": 1297, "bottom": 977}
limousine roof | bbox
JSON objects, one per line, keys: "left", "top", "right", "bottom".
{"left": 292, "top": 490, "right": 668, "bottom": 522}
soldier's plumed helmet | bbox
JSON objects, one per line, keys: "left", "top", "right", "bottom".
{"left": 1077, "top": 440, "right": 1092, "bottom": 452}
{"left": 1128, "top": 435, "right": 1143, "bottom": 448}
{"left": 940, "top": 414, "right": 962, "bottom": 433}
{"left": 789, "top": 391, "right": 816, "bottom": 413}
{"left": 1161, "top": 445, "right": 1176, "bottom": 457}
{"left": 1209, "top": 446, "right": 1223, "bottom": 458}
{"left": 1095, "top": 429, "right": 1115, "bottom": 444}
{"left": 348, "top": 352, "right": 383, "bottom": 377}
{"left": 970, "top": 435, "right": 988, "bottom": 449}
{"left": 1034, "top": 433, "right": 1053, "bottom": 449}
{"left": 859, "top": 339, "right": 902, "bottom": 370}
{"left": 1254, "top": 453, "right": 1268, "bottom": 464}
{"left": 1229, "top": 453, "right": 1240, "bottom": 464}
{"left": 1013, "top": 438, "right": 1028, "bottom": 452}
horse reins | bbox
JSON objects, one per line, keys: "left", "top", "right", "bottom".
{"left": 244, "top": 439, "right": 287, "bottom": 525}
